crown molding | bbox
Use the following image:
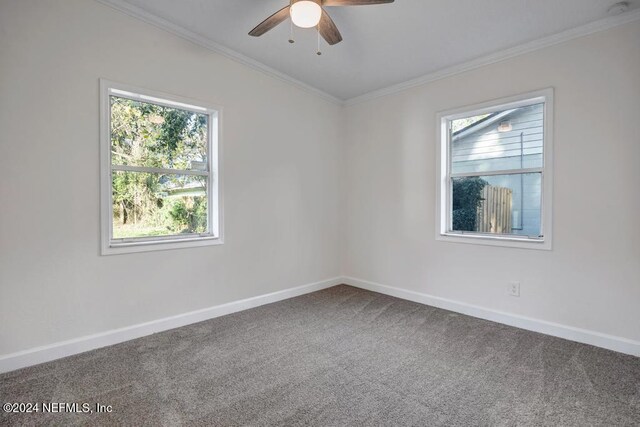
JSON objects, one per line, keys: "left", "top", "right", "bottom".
{"left": 95, "top": 0, "right": 344, "bottom": 105}
{"left": 95, "top": 0, "right": 640, "bottom": 108}
{"left": 344, "top": 8, "right": 640, "bottom": 106}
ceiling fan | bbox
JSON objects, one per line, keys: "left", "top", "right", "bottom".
{"left": 249, "top": 0, "right": 394, "bottom": 48}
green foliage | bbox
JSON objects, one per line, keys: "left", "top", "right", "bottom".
{"left": 168, "top": 197, "right": 208, "bottom": 234}
{"left": 451, "top": 114, "right": 490, "bottom": 133}
{"left": 452, "top": 177, "right": 488, "bottom": 232}
{"left": 110, "top": 97, "right": 207, "bottom": 170}
{"left": 110, "top": 96, "right": 209, "bottom": 238}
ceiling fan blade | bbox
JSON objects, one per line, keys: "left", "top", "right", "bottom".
{"left": 322, "top": 0, "right": 394, "bottom": 6}
{"left": 249, "top": 6, "right": 291, "bottom": 37}
{"left": 318, "top": 10, "right": 343, "bottom": 45}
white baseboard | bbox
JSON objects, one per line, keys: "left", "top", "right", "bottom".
{"left": 3, "top": 275, "right": 636, "bottom": 374}
{"left": 342, "top": 276, "right": 640, "bottom": 357}
{"left": 0, "top": 277, "right": 342, "bottom": 374}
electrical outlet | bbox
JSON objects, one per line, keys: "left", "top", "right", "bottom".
{"left": 508, "top": 281, "right": 520, "bottom": 297}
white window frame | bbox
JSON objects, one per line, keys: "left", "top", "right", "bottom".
{"left": 100, "top": 79, "right": 223, "bottom": 255}
{"left": 435, "top": 88, "right": 553, "bottom": 250}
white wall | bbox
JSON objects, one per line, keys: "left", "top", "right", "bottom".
{"left": 1, "top": 0, "right": 638, "bottom": 361}
{"left": 0, "top": 0, "right": 343, "bottom": 355}
{"left": 344, "top": 22, "right": 640, "bottom": 342}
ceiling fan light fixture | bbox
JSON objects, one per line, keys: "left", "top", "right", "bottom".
{"left": 290, "top": 1, "right": 322, "bottom": 28}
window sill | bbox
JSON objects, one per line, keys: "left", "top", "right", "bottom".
{"left": 436, "top": 232, "right": 551, "bottom": 250}
{"left": 102, "top": 235, "right": 223, "bottom": 255}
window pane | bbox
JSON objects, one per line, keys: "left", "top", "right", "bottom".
{"left": 110, "top": 96, "right": 208, "bottom": 170}
{"left": 112, "top": 171, "right": 208, "bottom": 239}
{"left": 450, "top": 103, "right": 543, "bottom": 174}
{"left": 451, "top": 173, "right": 541, "bottom": 237}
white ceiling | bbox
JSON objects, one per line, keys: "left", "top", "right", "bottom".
{"left": 108, "top": 0, "right": 638, "bottom": 100}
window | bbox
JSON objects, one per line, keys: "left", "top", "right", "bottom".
{"left": 100, "top": 80, "right": 222, "bottom": 254}
{"left": 436, "top": 89, "right": 553, "bottom": 249}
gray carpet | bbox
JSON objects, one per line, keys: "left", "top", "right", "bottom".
{"left": 1, "top": 285, "right": 639, "bottom": 426}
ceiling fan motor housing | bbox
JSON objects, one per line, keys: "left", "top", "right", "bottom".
{"left": 290, "top": 0, "right": 322, "bottom": 5}
{"left": 250, "top": 0, "right": 393, "bottom": 45}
